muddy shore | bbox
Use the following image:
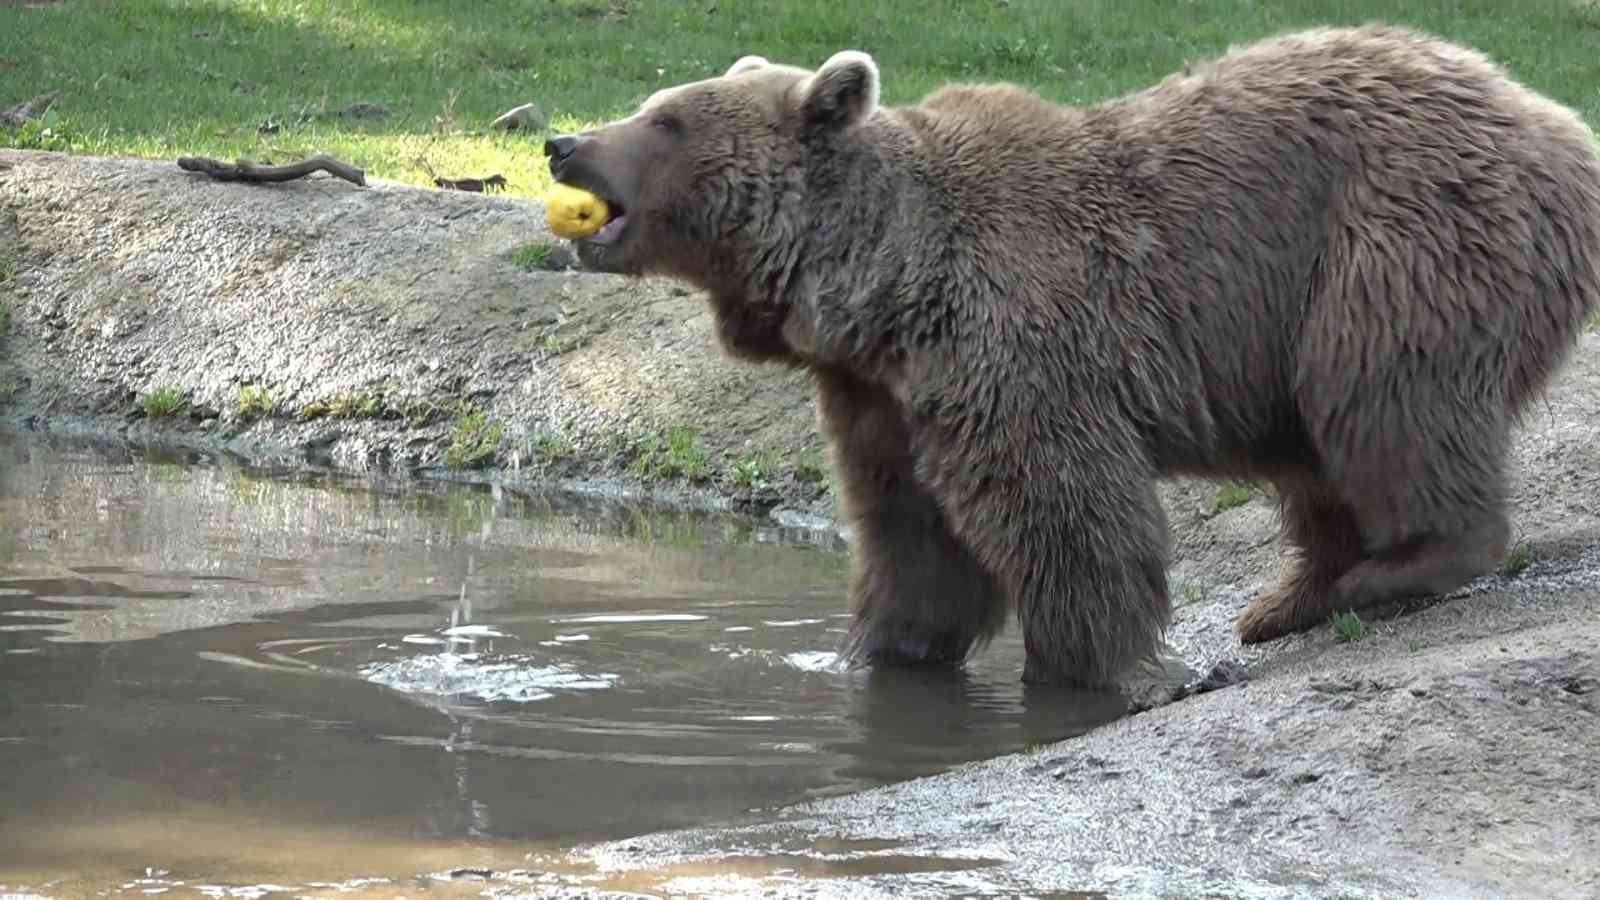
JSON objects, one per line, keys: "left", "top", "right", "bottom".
{"left": 4, "top": 147, "right": 1600, "bottom": 898}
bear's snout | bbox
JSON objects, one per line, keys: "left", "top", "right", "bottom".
{"left": 543, "top": 134, "right": 584, "bottom": 176}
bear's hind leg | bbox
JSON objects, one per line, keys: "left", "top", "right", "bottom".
{"left": 1237, "top": 479, "right": 1365, "bottom": 644}
{"left": 817, "top": 370, "right": 1008, "bottom": 668}
{"left": 1290, "top": 210, "right": 1527, "bottom": 636}
{"left": 1305, "top": 371, "right": 1514, "bottom": 630}
{"left": 1331, "top": 513, "right": 1509, "bottom": 618}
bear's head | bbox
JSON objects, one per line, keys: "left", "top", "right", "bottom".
{"left": 541, "top": 50, "right": 881, "bottom": 295}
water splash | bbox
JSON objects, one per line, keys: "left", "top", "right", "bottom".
{"left": 783, "top": 651, "right": 841, "bottom": 672}
{"left": 361, "top": 653, "right": 619, "bottom": 704}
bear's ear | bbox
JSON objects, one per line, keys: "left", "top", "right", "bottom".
{"left": 798, "top": 50, "right": 879, "bottom": 133}
{"left": 724, "top": 55, "right": 770, "bottom": 78}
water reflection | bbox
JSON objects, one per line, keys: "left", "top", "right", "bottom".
{"left": 0, "top": 431, "right": 1126, "bottom": 890}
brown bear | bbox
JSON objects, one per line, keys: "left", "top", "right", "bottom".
{"left": 543, "top": 25, "right": 1600, "bottom": 690}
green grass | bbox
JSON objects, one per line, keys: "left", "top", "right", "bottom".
{"left": 444, "top": 405, "right": 504, "bottom": 469}
{"left": 300, "top": 390, "right": 380, "bottom": 420}
{"left": 1331, "top": 610, "right": 1368, "bottom": 643}
{"left": 1174, "top": 578, "right": 1209, "bottom": 607}
{"left": 512, "top": 239, "right": 554, "bottom": 270}
{"left": 629, "top": 424, "right": 711, "bottom": 484}
{"left": 529, "top": 428, "right": 573, "bottom": 466}
{"left": 1501, "top": 541, "right": 1535, "bottom": 577}
{"left": 5, "top": 1, "right": 1598, "bottom": 201}
{"left": 727, "top": 445, "right": 782, "bottom": 492}
{"left": 793, "top": 446, "right": 829, "bottom": 485}
{"left": 5, "top": 111, "right": 73, "bottom": 152}
{"left": 234, "top": 383, "right": 275, "bottom": 419}
{"left": 1210, "top": 481, "right": 1254, "bottom": 515}
{"left": 141, "top": 385, "right": 187, "bottom": 419}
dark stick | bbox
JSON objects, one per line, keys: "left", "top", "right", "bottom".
{"left": 176, "top": 154, "right": 367, "bottom": 187}
{"left": 433, "top": 174, "right": 507, "bottom": 193}
{"left": 413, "top": 155, "right": 506, "bottom": 194}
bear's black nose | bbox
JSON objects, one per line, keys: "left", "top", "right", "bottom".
{"left": 544, "top": 134, "right": 585, "bottom": 179}
{"left": 544, "top": 136, "right": 582, "bottom": 162}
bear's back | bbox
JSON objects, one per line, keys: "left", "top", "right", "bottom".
{"left": 872, "top": 24, "right": 1600, "bottom": 467}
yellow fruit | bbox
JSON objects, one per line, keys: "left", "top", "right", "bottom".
{"left": 545, "top": 183, "right": 611, "bottom": 240}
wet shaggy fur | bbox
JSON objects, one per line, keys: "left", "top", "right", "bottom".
{"left": 545, "top": 25, "right": 1600, "bottom": 690}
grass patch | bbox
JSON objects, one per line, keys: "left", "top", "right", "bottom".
{"left": 1331, "top": 610, "right": 1368, "bottom": 643}
{"left": 793, "top": 446, "right": 829, "bottom": 485}
{"left": 1501, "top": 541, "right": 1535, "bottom": 577}
{"left": 1174, "top": 579, "right": 1209, "bottom": 607}
{"left": 403, "top": 396, "right": 456, "bottom": 429}
{"left": 4, "top": 110, "right": 75, "bottom": 152}
{"left": 0, "top": 379, "right": 17, "bottom": 403}
{"left": 629, "top": 425, "right": 711, "bottom": 484}
{"left": 5, "top": 2, "right": 1597, "bottom": 201}
{"left": 538, "top": 325, "right": 591, "bottom": 357}
{"left": 301, "top": 390, "right": 380, "bottom": 421}
{"left": 326, "top": 390, "right": 380, "bottom": 418}
{"left": 1586, "top": 306, "right": 1600, "bottom": 331}
{"left": 141, "top": 385, "right": 187, "bottom": 419}
{"left": 444, "top": 405, "right": 504, "bottom": 470}
{"left": 529, "top": 428, "right": 572, "bottom": 466}
{"left": 728, "top": 445, "right": 783, "bottom": 492}
{"left": 512, "top": 239, "right": 554, "bottom": 270}
{"left": 234, "top": 383, "right": 276, "bottom": 419}
{"left": 1210, "top": 481, "right": 1254, "bottom": 515}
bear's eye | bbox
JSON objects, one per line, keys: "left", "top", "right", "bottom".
{"left": 650, "top": 113, "right": 684, "bottom": 135}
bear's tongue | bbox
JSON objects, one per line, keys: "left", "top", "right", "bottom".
{"left": 587, "top": 213, "right": 628, "bottom": 245}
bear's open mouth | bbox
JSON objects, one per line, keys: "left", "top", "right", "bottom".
{"left": 560, "top": 180, "right": 627, "bottom": 247}
{"left": 584, "top": 204, "right": 629, "bottom": 246}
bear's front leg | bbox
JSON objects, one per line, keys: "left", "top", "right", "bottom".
{"left": 816, "top": 369, "right": 1008, "bottom": 668}
{"left": 917, "top": 403, "right": 1174, "bottom": 690}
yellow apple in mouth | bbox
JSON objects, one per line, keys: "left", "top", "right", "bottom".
{"left": 544, "top": 183, "right": 611, "bottom": 241}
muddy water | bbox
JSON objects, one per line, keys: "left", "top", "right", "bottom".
{"left": 0, "top": 432, "right": 1125, "bottom": 895}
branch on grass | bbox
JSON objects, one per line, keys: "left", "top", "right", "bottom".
{"left": 1, "top": 90, "right": 62, "bottom": 127}
{"left": 176, "top": 153, "right": 367, "bottom": 187}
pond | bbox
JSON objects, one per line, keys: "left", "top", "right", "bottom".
{"left": 0, "top": 431, "right": 1125, "bottom": 895}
